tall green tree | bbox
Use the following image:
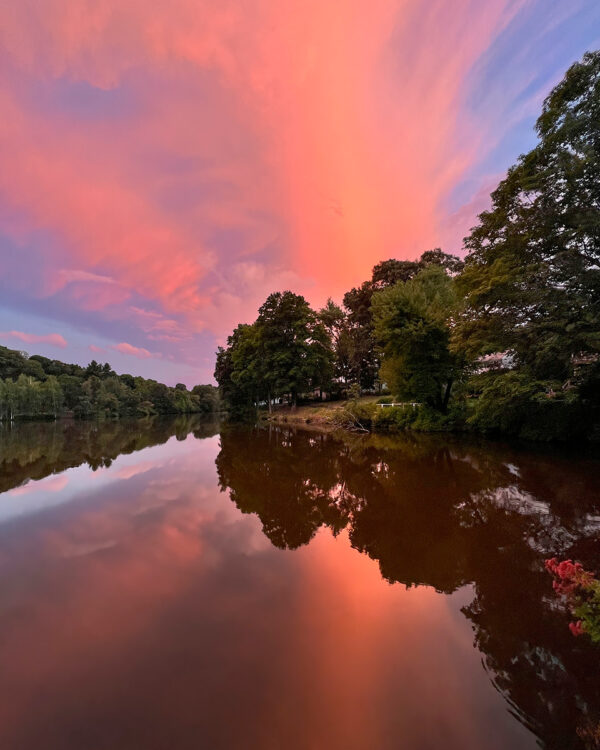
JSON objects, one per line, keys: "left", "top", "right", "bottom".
{"left": 457, "top": 50, "right": 600, "bottom": 382}
{"left": 420, "top": 248, "right": 464, "bottom": 275}
{"left": 256, "top": 291, "right": 333, "bottom": 407}
{"left": 340, "top": 250, "right": 463, "bottom": 391}
{"left": 341, "top": 281, "right": 380, "bottom": 391}
{"left": 372, "top": 267, "right": 461, "bottom": 411}
{"left": 318, "top": 299, "right": 353, "bottom": 386}
{"left": 214, "top": 323, "right": 263, "bottom": 417}
{"left": 215, "top": 292, "right": 334, "bottom": 413}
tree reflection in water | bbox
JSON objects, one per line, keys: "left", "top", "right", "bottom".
{"left": 1, "top": 418, "right": 598, "bottom": 749}
{"left": 216, "top": 424, "right": 600, "bottom": 750}
{"left": 0, "top": 416, "right": 218, "bottom": 495}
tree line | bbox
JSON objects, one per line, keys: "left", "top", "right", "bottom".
{"left": 216, "top": 51, "right": 600, "bottom": 440}
{"left": 0, "top": 346, "right": 219, "bottom": 420}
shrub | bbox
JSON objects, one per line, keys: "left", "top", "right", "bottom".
{"left": 446, "top": 400, "right": 468, "bottom": 428}
{"left": 467, "top": 373, "right": 539, "bottom": 435}
{"left": 412, "top": 405, "right": 454, "bottom": 432}
{"left": 519, "top": 398, "right": 589, "bottom": 441}
{"left": 467, "top": 372, "right": 589, "bottom": 440}
{"left": 373, "top": 404, "right": 418, "bottom": 432}
{"left": 372, "top": 402, "right": 467, "bottom": 433}
{"left": 545, "top": 558, "right": 600, "bottom": 643}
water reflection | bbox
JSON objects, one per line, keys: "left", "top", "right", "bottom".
{"left": 0, "top": 419, "right": 598, "bottom": 749}
{"left": 217, "top": 425, "right": 600, "bottom": 748}
{"left": 0, "top": 415, "right": 217, "bottom": 494}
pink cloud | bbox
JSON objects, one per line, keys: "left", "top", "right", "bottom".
{"left": 55, "top": 269, "right": 117, "bottom": 288}
{"left": 112, "top": 342, "right": 161, "bottom": 359}
{"left": 89, "top": 344, "right": 106, "bottom": 354}
{"left": 59, "top": 281, "right": 131, "bottom": 311}
{"left": 0, "top": 330, "right": 67, "bottom": 348}
{"left": 192, "top": 260, "right": 309, "bottom": 340}
{"left": 0, "top": 0, "right": 533, "bottom": 360}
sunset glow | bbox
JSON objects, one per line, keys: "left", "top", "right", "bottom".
{"left": 1, "top": 1, "right": 599, "bottom": 384}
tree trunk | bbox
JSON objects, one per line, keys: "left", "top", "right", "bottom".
{"left": 442, "top": 378, "right": 453, "bottom": 413}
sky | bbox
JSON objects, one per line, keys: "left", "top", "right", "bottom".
{"left": 0, "top": 1, "right": 599, "bottom": 386}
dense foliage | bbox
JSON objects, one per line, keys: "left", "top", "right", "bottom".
{"left": 371, "top": 266, "right": 463, "bottom": 411}
{"left": 0, "top": 345, "right": 219, "bottom": 420}
{"left": 457, "top": 50, "right": 600, "bottom": 379}
{"left": 215, "top": 291, "right": 334, "bottom": 417}
{"left": 216, "top": 51, "right": 600, "bottom": 440}
{"left": 546, "top": 558, "right": 600, "bottom": 643}
{"left": 215, "top": 251, "right": 464, "bottom": 416}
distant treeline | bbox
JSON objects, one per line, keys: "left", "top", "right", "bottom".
{"left": 0, "top": 347, "right": 219, "bottom": 421}
{"left": 215, "top": 51, "right": 600, "bottom": 441}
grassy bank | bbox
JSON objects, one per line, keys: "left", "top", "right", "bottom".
{"left": 260, "top": 396, "right": 445, "bottom": 433}
{"left": 261, "top": 396, "right": 380, "bottom": 429}
{"left": 262, "top": 395, "right": 598, "bottom": 442}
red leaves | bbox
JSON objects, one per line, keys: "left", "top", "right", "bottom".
{"left": 545, "top": 557, "right": 596, "bottom": 639}
{"left": 569, "top": 620, "right": 585, "bottom": 637}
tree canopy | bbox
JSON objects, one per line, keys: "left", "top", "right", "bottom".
{"left": 215, "top": 291, "right": 334, "bottom": 415}
{"left": 456, "top": 50, "right": 600, "bottom": 382}
{"left": 372, "top": 266, "right": 462, "bottom": 411}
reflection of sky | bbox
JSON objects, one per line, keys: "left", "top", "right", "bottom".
{"left": 1, "top": 433, "right": 219, "bottom": 523}
{"left": 0, "top": 430, "right": 540, "bottom": 750}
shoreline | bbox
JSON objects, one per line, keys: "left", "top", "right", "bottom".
{"left": 259, "top": 396, "right": 380, "bottom": 429}
{"left": 260, "top": 397, "right": 600, "bottom": 444}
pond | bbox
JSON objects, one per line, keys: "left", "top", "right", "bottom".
{"left": 0, "top": 417, "right": 598, "bottom": 749}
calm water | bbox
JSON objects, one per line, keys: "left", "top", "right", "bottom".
{"left": 0, "top": 418, "right": 599, "bottom": 750}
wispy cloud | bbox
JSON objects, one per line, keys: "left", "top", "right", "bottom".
{"left": 112, "top": 342, "right": 161, "bottom": 360}
{"left": 0, "top": 0, "right": 598, "bottom": 380}
{"left": 0, "top": 330, "right": 67, "bottom": 348}
{"left": 56, "top": 269, "right": 117, "bottom": 287}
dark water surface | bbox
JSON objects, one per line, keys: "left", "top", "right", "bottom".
{"left": 0, "top": 417, "right": 599, "bottom": 750}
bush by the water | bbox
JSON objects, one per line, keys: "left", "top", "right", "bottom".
{"left": 373, "top": 404, "right": 418, "bottom": 431}
{"left": 371, "top": 403, "right": 466, "bottom": 433}
{"left": 467, "top": 373, "right": 590, "bottom": 441}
